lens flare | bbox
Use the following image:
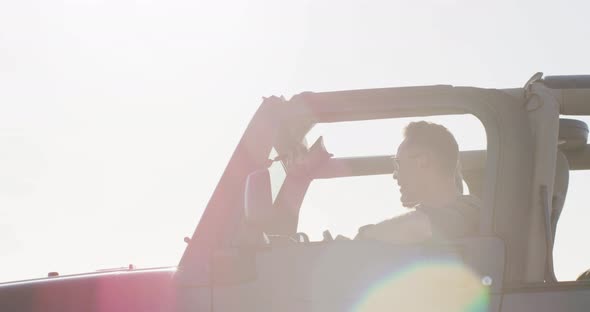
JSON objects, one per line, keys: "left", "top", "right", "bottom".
{"left": 352, "top": 260, "right": 489, "bottom": 312}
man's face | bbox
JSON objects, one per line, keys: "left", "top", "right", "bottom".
{"left": 393, "top": 140, "right": 429, "bottom": 208}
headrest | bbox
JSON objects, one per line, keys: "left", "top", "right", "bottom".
{"left": 553, "top": 151, "right": 570, "bottom": 197}
{"left": 551, "top": 150, "right": 570, "bottom": 245}
{"left": 244, "top": 169, "right": 273, "bottom": 228}
{"left": 559, "top": 119, "right": 588, "bottom": 151}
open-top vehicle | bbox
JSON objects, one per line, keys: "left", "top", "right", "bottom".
{"left": 3, "top": 73, "right": 590, "bottom": 311}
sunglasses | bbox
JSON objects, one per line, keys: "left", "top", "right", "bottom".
{"left": 391, "top": 154, "right": 423, "bottom": 172}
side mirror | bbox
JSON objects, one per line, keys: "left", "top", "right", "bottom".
{"left": 207, "top": 170, "right": 272, "bottom": 286}
{"left": 244, "top": 169, "right": 273, "bottom": 230}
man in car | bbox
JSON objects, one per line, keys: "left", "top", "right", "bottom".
{"left": 355, "top": 121, "right": 480, "bottom": 243}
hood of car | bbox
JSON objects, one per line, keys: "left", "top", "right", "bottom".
{"left": 0, "top": 267, "right": 177, "bottom": 312}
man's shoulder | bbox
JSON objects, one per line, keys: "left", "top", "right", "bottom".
{"left": 355, "top": 210, "right": 431, "bottom": 242}
{"left": 454, "top": 195, "right": 481, "bottom": 223}
{"left": 426, "top": 195, "right": 480, "bottom": 213}
{"left": 417, "top": 195, "right": 481, "bottom": 238}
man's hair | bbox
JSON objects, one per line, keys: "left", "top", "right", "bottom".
{"left": 403, "top": 121, "right": 459, "bottom": 176}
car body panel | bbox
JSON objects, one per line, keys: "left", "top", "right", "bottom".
{"left": 0, "top": 268, "right": 177, "bottom": 312}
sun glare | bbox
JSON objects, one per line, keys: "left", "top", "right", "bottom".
{"left": 353, "top": 260, "right": 489, "bottom": 312}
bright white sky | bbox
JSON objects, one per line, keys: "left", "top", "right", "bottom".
{"left": 1, "top": 0, "right": 590, "bottom": 283}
